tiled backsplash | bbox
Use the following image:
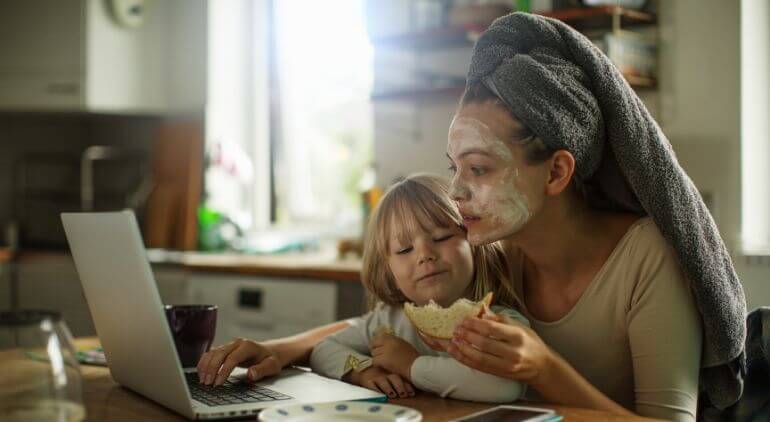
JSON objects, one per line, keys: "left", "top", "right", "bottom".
{"left": 0, "top": 112, "right": 159, "bottom": 247}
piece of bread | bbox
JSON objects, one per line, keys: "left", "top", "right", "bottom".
{"left": 404, "top": 292, "right": 493, "bottom": 339}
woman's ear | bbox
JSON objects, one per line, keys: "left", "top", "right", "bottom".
{"left": 545, "top": 150, "right": 576, "bottom": 196}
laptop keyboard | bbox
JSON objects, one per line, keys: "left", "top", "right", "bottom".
{"left": 185, "top": 373, "right": 292, "bottom": 407}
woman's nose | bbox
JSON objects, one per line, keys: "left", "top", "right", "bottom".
{"left": 449, "top": 177, "right": 470, "bottom": 201}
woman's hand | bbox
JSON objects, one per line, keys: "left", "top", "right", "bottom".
{"left": 197, "top": 338, "right": 283, "bottom": 386}
{"left": 416, "top": 331, "right": 451, "bottom": 352}
{"left": 370, "top": 334, "right": 419, "bottom": 380}
{"left": 346, "top": 366, "right": 415, "bottom": 399}
{"left": 447, "top": 313, "right": 555, "bottom": 387}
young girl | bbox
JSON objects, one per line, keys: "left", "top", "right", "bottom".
{"left": 309, "top": 173, "right": 529, "bottom": 403}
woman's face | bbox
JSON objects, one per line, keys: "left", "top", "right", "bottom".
{"left": 446, "top": 102, "right": 549, "bottom": 245}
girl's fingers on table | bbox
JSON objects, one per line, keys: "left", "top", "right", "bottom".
{"left": 374, "top": 377, "right": 397, "bottom": 398}
{"left": 386, "top": 374, "right": 411, "bottom": 398}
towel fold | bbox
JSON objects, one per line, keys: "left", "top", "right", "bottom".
{"left": 467, "top": 12, "right": 747, "bottom": 409}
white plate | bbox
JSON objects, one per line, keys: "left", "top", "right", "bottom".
{"left": 259, "top": 401, "right": 422, "bottom": 422}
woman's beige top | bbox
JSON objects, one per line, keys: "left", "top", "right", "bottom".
{"left": 512, "top": 217, "right": 703, "bottom": 422}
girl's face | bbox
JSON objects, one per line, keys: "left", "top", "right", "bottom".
{"left": 446, "top": 102, "right": 549, "bottom": 245}
{"left": 387, "top": 221, "right": 474, "bottom": 307}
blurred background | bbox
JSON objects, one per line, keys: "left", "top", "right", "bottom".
{"left": 0, "top": 0, "right": 768, "bottom": 346}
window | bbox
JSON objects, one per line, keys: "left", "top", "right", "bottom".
{"left": 741, "top": 0, "right": 770, "bottom": 253}
{"left": 272, "top": 0, "right": 373, "bottom": 232}
{"left": 206, "top": 0, "right": 373, "bottom": 239}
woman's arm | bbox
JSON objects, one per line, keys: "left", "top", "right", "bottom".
{"left": 448, "top": 315, "right": 634, "bottom": 415}
{"left": 197, "top": 320, "right": 350, "bottom": 386}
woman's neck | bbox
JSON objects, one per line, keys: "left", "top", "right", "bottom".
{"left": 508, "top": 198, "right": 617, "bottom": 287}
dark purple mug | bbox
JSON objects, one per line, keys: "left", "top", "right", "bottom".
{"left": 164, "top": 305, "right": 217, "bottom": 368}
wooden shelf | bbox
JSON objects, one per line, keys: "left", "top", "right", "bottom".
{"left": 370, "top": 71, "right": 652, "bottom": 102}
{"left": 540, "top": 6, "right": 656, "bottom": 30}
{"left": 370, "top": 27, "right": 476, "bottom": 49}
{"left": 371, "top": 85, "right": 466, "bottom": 101}
{"left": 370, "top": 6, "right": 656, "bottom": 50}
{"left": 623, "top": 73, "right": 656, "bottom": 90}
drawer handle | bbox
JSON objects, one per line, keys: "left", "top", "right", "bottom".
{"left": 238, "top": 288, "right": 263, "bottom": 310}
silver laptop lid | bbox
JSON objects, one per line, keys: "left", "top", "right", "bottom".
{"left": 62, "top": 211, "right": 195, "bottom": 419}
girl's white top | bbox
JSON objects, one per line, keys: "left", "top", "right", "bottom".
{"left": 310, "top": 302, "right": 529, "bottom": 403}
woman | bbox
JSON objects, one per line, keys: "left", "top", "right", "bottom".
{"left": 197, "top": 13, "right": 746, "bottom": 421}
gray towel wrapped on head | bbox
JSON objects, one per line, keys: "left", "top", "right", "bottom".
{"left": 467, "top": 12, "right": 746, "bottom": 409}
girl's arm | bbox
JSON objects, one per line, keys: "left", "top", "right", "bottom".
{"left": 411, "top": 355, "right": 525, "bottom": 403}
{"left": 310, "top": 317, "right": 375, "bottom": 379}
{"left": 197, "top": 320, "right": 350, "bottom": 385}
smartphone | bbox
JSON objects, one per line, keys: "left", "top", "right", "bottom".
{"left": 454, "top": 405, "right": 563, "bottom": 422}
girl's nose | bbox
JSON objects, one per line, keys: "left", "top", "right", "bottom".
{"left": 417, "top": 243, "right": 438, "bottom": 264}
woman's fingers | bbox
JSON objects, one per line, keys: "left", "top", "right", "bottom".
{"left": 417, "top": 331, "right": 449, "bottom": 351}
{"left": 214, "top": 344, "right": 258, "bottom": 386}
{"left": 454, "top": 325, "right": 516, "bottom": 359}
{"left": 199, "top": 342, "right": 239, "bottom": 384}
{"left": 247, "top": 355, "right": 281, "bottom": 381}
{"left": 448, "top": 338, "right": 521, "bottom": 380}
{"left": 460, "top": 317, "right": 525, "bottom": 345}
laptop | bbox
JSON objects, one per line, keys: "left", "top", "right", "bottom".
{"left": 61, "top": 210, "right": 386, "bottom": 420}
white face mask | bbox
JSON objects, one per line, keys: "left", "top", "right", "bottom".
{"left": 447, "top": 116, "right": 531, "bottom": 245}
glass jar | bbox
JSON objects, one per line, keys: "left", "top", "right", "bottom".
{"left": 0, "top": 310, "right": 85, "bottom": 422}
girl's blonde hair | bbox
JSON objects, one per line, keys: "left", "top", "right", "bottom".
{"left": 361, "top": 173, "right": 519, "bottom": 310}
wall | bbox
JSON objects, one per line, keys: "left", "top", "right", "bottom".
{"left": 371, "top": 0, "right": 770, "bottom": 308}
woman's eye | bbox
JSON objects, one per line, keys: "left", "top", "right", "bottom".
{"left": 396, "top": 246, "right": 413, "bottom": 255}
{"left": 470, "top": 166, "right": 487, "bottom": 176}
{"left": 434, "top": 234, "right": 453, "bottom": 242}
{"left": 447, "top": 164, "right": 457, "bottom": 174}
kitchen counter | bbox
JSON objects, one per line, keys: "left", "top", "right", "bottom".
{"left": 16, "top": 248, "right": 362, "bottom": 282}
{"left": 146, "top": 249, "right": 362, "bottom": 282}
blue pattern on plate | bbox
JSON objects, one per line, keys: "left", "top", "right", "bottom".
{"left": 277, "top": 409, "right": 289, "bottom": 416}
{"left": 302, "top": 405, "right": 315, "bottom": 412}
{"left": 335, "top": 404, "right": 349, "bottom": 411}
{"left": 395, "top": 409, "right": 406, "bottom": 416}
{"left": 369, "top": 405, "right": 382, "bottom": 413}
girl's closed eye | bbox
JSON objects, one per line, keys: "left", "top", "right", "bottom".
{"left": 434, "top": 233, "right": 454, "bottom": 242}
{"left": 447, "top": 163, "right": 457, "bottom": 174}
{"left": 395, "top": 245, "right": 413, "bottom": 255}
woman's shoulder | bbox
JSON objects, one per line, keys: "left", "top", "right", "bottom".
{"left": 620, "top": 216, "right": 673, "bottom": 259}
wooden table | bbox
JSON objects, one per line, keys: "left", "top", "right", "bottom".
{"left": 75, "top": 338, "right": 660, "bottom": 422}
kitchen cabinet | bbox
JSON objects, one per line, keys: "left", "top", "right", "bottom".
{"left": 13, "top": 254, "right": 193, "bottom": 336}
{"left": 16, "top": 253, "right": 95, "bottom": 336}
{"left": 0, "top": 0, "right": 206, "bottom": 113}
{"left": 187, "top": 273, "right": 365, "bottom": 347}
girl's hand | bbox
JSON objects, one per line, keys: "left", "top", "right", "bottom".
{"left": 197, "top": 338, "right": 283, "bottom": 386}
{"left": 346, "top": 366, "right": 416, "bottom": 399}
{"left": 370, "top": 334, "right": 419, "bottom": 380}
{"left": 447, "top": 313, "right": 555, "bottom": 386}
